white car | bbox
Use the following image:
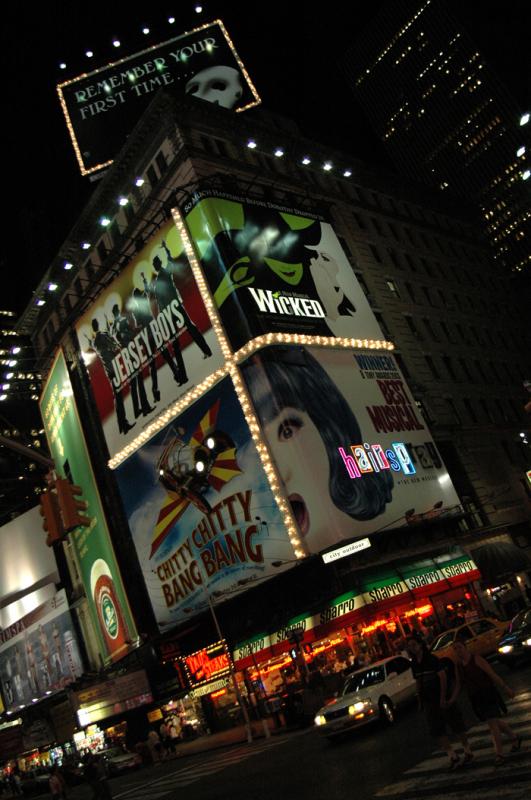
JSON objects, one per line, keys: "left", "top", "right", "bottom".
{"left": 314, "top": 655, "right": 416, "bottom": 739}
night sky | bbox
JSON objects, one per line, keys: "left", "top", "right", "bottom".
{"left": 2, "top": 1, "right": 529, "bottom": 314}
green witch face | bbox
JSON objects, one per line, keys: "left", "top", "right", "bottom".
{"left": 185, "top": 197, "right": 322, "bottom": 307}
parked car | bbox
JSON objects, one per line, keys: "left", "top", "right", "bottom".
{"left": 314, "top": 655, "right": 416, "bottom": 740}
{"left": 101, "top": 746, "right": 141, "bottom": 776}
{"left": 430, "top": 617, "right": 506, "bottom": 666}
{"left": 497, "top": 608, "right": 531, "bottom": 667}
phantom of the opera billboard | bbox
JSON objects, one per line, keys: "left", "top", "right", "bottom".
{"left": 40, "top": 351, "right": 138, "bottom": 665}
{"left": 114, "top": 376, "right": 294, "bottom": 631}
{"left": 241, "top": 346, "right": 461, "bottom": 555}
{"left": 0, "top": 591, "right": 83, "bottom": 712}
{"left": 182, "top": 191, "right": 384, "bottom": 352}
{"left": 76, "top": 220, "right": 224, "bottom": 460}
{"left": 57, "top": 20, "right": 260, "bottom": 175}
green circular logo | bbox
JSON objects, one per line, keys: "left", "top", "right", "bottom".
{"left": 102, "top": 593, "right": 119, "bottom": 639}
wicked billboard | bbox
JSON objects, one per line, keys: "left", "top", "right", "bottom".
{"left": 0, "top": 591, "right": 83, "bottom": 712}
{"left": 182, "top": 190, "right": 384, "bottom": 352}
{"left": 241, "top": 346, "right": 461, "bottom": 555}
{"left": 57, "top": 20, "right": 260, "bottom": 175}
{"left": 114, "top": 376, "right": 294, "bottom": 631}
{"left": 76, "top": 219, "right": 223, "bottom": 460}
{"left": 40, "top": 351, "right": 138, "bottom": 665}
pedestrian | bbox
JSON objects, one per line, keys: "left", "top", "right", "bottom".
{"left": 49, "top": 765, "right": 67, "bottom": 799}
{"left": 406, "top": 636, "right": 473, "bottom": 770}
{"left": 450, "top": 637, "right": 522, "bottom": 765}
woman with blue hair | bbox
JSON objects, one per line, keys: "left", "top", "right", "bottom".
{"left": 241, "top": 346, "right": 394, "bottom": 553}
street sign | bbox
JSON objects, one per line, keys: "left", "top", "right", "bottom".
{"left": 322, "top": 538, "right": 371, "bottom": 564}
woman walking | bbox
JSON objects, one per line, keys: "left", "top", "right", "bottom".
{"left": 451, "top": 637, "right": 522, "bottom": 765}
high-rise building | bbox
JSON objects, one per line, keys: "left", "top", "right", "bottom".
{"left": 0, "top": 309, "right": 47, "bottom": 524}
{"left": 342, "top": 0, "right": 531, "bottom": 276}
{"left": 11, "top": 91, "right": 531, "bottom": 738}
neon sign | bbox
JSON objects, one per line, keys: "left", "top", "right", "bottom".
{"left": 183, "top": 642, "right": 231, "bottom": 687}
{"left": 338, "top": 441, "right": 416, "bottom": 479}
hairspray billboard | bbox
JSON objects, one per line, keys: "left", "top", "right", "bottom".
{"left": 40, "top": 351, "right": 137, "bottom": 664}
{"left": 76, "top": 220, "right": 223, "bottom": 460}
{"left": 182, "top": 190, "right": 384, "bottom": 352}
{"left": 57, "top": 20, "right": 261, "bottom": 175}
{"left": 114, "top": 376, "right": 294, "bottom": 631}
{"left": 0, "top": 591, "right": 83, "bottom": 712}
{"left": 241, "top": 346, "right": 461, "bottom": 555}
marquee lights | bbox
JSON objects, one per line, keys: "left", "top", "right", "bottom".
{"left": 105, "top": 209, "right": 396, "bottom": 564}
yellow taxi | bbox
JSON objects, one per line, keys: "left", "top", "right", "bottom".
{"left": 430, "top": 617, "right": 507, "bottom": 663}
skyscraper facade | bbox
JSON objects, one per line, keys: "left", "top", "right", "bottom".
{"left": 343, "top": 0, "right": 530, "bottom": 275}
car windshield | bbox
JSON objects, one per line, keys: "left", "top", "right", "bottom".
{"left": 343, "top": 666, "right": 385, "bottom": 694}
{"left": 431, "top": 631, "right": 455, "bottom": 651}
{"left": 510, "top": 609, "right": 531, "bottom": 632}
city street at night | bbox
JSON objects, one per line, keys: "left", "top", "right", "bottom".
{"left": 32, "top": 662, "right": 531, "bottom": 800}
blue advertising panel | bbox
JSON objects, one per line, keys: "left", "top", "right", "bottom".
{"left": 114, "top": 376, "right": 293, "bottom": 631}
{"left": 0, "top": 591, "right": 83, "bottom": 712}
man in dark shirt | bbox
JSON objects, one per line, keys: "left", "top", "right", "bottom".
{"left": 131, "top": 287, "right": 183, "bottom": 399}
{"left": 88, "top": 319, "right": 134, "bottom": 435}
{"left": 406, "top": 636, "right": 473, "bottom": 769}
{"left": 111, "top": 304, "right": 153, "bottom": 419}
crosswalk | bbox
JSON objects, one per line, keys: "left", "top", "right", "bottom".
{"left": 113, "top": 733, "right": 299, "bottom": 800}
{"left": 375, "top": 692, "right": 531, "bottom": 800}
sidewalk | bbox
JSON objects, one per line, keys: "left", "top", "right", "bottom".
{"left": 169, "top": 717, "right": 288, "bottom": 759}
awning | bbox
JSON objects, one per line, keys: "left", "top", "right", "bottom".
{"left": 467, "top": 541, "right": 531, "bottom": 584}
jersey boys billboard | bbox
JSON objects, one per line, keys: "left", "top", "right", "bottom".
{"left": 57, "top": 20, "right": 260, "bottom": 175}
{"left": 114, "top": 377, "right": 294, "bottom": 631}
{"left": 182, "top": 191, "right": 384, "bottom": 352}
{"left": 241, "top": 346, "right": 461, "bottom": 555}
{"left": 40, "top": 352, "right": 137, "bottom": 665}
{"left": 76, "top": 220, "right": 223, "bottom": 460}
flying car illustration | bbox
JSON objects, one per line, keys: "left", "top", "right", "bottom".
{"left": 150, "top": 399, "right": 242, "bottom": 558}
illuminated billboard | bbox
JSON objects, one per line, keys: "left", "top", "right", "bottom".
{"left": 0, "top": 591, "right": 83, "bottom": 712}
{"left": 241, "top": 346, "right": 461, "bottom": 555}
{"left": 40, "top": 351, "right": 138, "bottom": 665}
{"left": 76, "top": 219, "right": 224, "bottom": 460}
{"left": 182, "top": 190, "right": 384, "bottom": 352}
{"left": 114, "top": 376, "right": 295, "bottom": 631}
{"left": 57, "top": 20, "right": 260, "bottom": 175}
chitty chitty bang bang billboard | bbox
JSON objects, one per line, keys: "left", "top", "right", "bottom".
{"left": 114, "top": 376, "right": 294, "bottom": 631}
{"left": 76, "top": 219, "right": 223, "bottom": 460}
{"left": 57, "top": 20, "right": 260, "bottom": 174}
{"left": 181, "top": 190, "right": 384, "bottom": 352}
{"left": 240, "top": 345, "right": 461, "bottom": 555}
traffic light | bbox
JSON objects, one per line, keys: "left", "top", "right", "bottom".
{"left": 39, "top": 490, "right": 64, "bottom": 546}
{"left": 55, "top": 477, "right": 91, "bottom": 531}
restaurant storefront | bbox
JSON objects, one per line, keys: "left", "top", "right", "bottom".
{"left": 232, "top": 550, "right": 482, "bottom": 697}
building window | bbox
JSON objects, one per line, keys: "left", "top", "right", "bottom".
{"left": 474, "top": 359, "right": 487, "bottom": 382}
{"left": 374, "top": 312, "right": 391, "bottom": 339}
{"left": 479, "top": 398, "right": 494, "bottom": 423}
{"left": 425, "top": 355, "right": 440, "bottom": 379}
{"left": 155, "top": 151, "right": 168, "bottom": 174}
{"left": 463, "top": 398, "right": 478, "bottom": 423}
{"left": 371, "top": 217, "right": 383, "bottom": 235}
{"left": 146, "top": 164, "right": 158, "bottom": 188}
{"left": 369, "top": 244, "right": 382, "bottom": 263}
{"left": 386, "top": 279, "right": 400, "bottom": 297}
{"left": 387, "top": 249, "right": 401, "bottom": 269}
{"left": 458, "top": 358, "right": 473, "bottom": 381}
{"left": 404, "top": 315, "right": 421, "bottom": 338}
{"left": 440, "top": 321, "right": 454, "bottom": 342}
{"left": 442, "top": 356, "right": 457, "bottom": 380}
{"left": 422, "top": 286, "right": 434, "bottom": 306}
{"left": 405, "top": 282, "right": 416, "bottom": 302}
{"left": 393, "top": 352, "right": 411, "bottom": 379}
{"left": 445, "top": 398, "right": 461, "bottom": 424}
{"left": 423, "top": 317, "right": 439, "bottom": 341}
{"left": 353, "top": 212, "right": 366, "bottom": 229}
{"left": 403, "top": 252, "right": 416, "bottom": 272}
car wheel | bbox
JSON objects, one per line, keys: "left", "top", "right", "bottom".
{"left": 379, "top": 696, "right": 395, "bottom": 724}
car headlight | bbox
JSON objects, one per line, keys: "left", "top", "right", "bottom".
{"left": 348, "top": 701, "right": 368, "bottom": 715}
{"left": 314, "top": 715, "right": 327, "bottom": 726}
{"left": 498, "top": 645, "right": 514, "bottom": 654}
{"left": 523, "top": 638, "right": 531, "bottom": 647}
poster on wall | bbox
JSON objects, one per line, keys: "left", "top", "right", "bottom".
{"left": 57, "top": 20, "right": 261, "bottom": 175}
{"left": 40, "top": 351, "right": 138, "bottom": 665}
{"left": 114, "top": 376, "right": 294, "bottom": 631}
{"left": 182, "top": 190, "right": 384, "bottom": 352}
{"left": 241, "top": 346, "right": 461, "bottom": 555}
{"left": 0, "top": 591, "right": 83, "bottom": 712}
{"left": 76, "top": 219, "right": 223, "bottom": 460}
